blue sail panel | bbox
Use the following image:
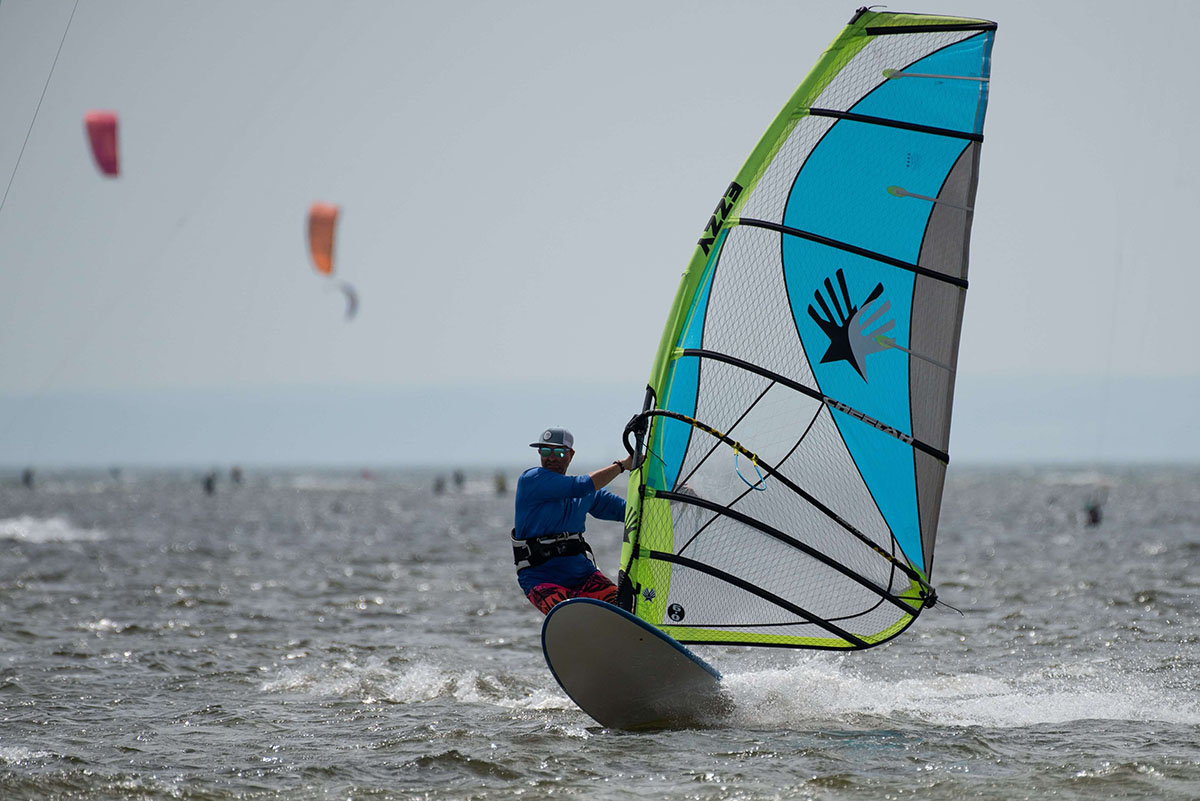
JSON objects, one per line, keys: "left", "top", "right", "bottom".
{"left": 856, "top": 34, "right": 994, "bottom": 134}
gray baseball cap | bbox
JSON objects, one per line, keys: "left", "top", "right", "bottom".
{"left": 530, "top": 427, "right": 574, "bottom": 450}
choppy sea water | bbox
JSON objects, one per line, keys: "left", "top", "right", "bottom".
{"left": 1, "top": 465, "right": 1197, "bottom": 800}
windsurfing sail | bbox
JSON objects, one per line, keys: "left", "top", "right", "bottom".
{"left": 617, "top": 9, "right": 996, "bottom": 650}
{"left": 84, "top": 110, "right": 119, "bottom": 177}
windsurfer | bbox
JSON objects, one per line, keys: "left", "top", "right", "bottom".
{"left": 513, "top": 427, "right": 634, "bottom": 614}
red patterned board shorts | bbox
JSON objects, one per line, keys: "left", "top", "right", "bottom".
{"left": 526, "top": 570, "right": 618, "bottom": 615}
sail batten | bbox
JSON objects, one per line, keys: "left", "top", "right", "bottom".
{"left": 865, "top": 22, "right": 997, "bottom": 35}
{"left": 639, "top": 408, "right": 933, "bottom": 595}
{"left": 739, "top": 219, "right": 970, "bottom": 288}
{"left": 646, "top": 551, "right": 873, "bottom": 648}
{"left": 617, "top": 9, "right": 995, "bottom": 650}
{"left": 807, "top": 108, "right": 984, "bottom": 141}
{"left": 656, "top": 493, "right": 923, "bottom": 614}
{"left": 678, "top": 349, "right": 951, "bottom": 460}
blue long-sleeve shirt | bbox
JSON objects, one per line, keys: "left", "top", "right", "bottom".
{"left": 513, "top": 466, "right": 625, "bottom": 594}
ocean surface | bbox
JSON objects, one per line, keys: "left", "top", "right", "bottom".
{"left": 1, "top": 465, "right": 1197, "bottom": 800}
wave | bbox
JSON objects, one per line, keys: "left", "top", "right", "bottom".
{"left": 259, "top": 656, "right": 575, "bottom": 714}
{"left": 0, "top": 515, "right": 105, "bottom": 543}
{"left": 0, "top": 746, "right": 54, "bottom": 764}
{"left": 720, "top": 655, "right": 1200, "bottom": 729}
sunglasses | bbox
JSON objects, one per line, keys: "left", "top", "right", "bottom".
{"left": 539, "top": 447, "right": 569, "bottom": 458}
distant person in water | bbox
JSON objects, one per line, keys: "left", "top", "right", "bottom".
{"left": 512, "top": 427, "right": 634, "bottom": 614}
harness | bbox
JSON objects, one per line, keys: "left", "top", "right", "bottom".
{"left": 511, "top": 530, "right": 595, "bottom": 572}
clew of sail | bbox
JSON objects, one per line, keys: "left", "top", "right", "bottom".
{"left": 617, "top": 9, "right": 996, "bottom": 649}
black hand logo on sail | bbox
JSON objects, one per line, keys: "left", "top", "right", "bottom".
{"left": 807, "top": 269, "right": 893, "bottom": 381}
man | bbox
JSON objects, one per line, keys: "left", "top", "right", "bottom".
{"left": 513, "top": 427, "right": 635, "bottom": 614}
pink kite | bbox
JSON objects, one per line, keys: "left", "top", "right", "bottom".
{"left": 84, "top": 110, "right": 119, "bottom": 176}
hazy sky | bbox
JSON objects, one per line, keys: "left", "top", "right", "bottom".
{"left": 2, "top": 0, "right": 1198, "bottom": 465}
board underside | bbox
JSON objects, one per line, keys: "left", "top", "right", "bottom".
{"left": 540, "top": 598, "right": 730, "bottom": 730}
